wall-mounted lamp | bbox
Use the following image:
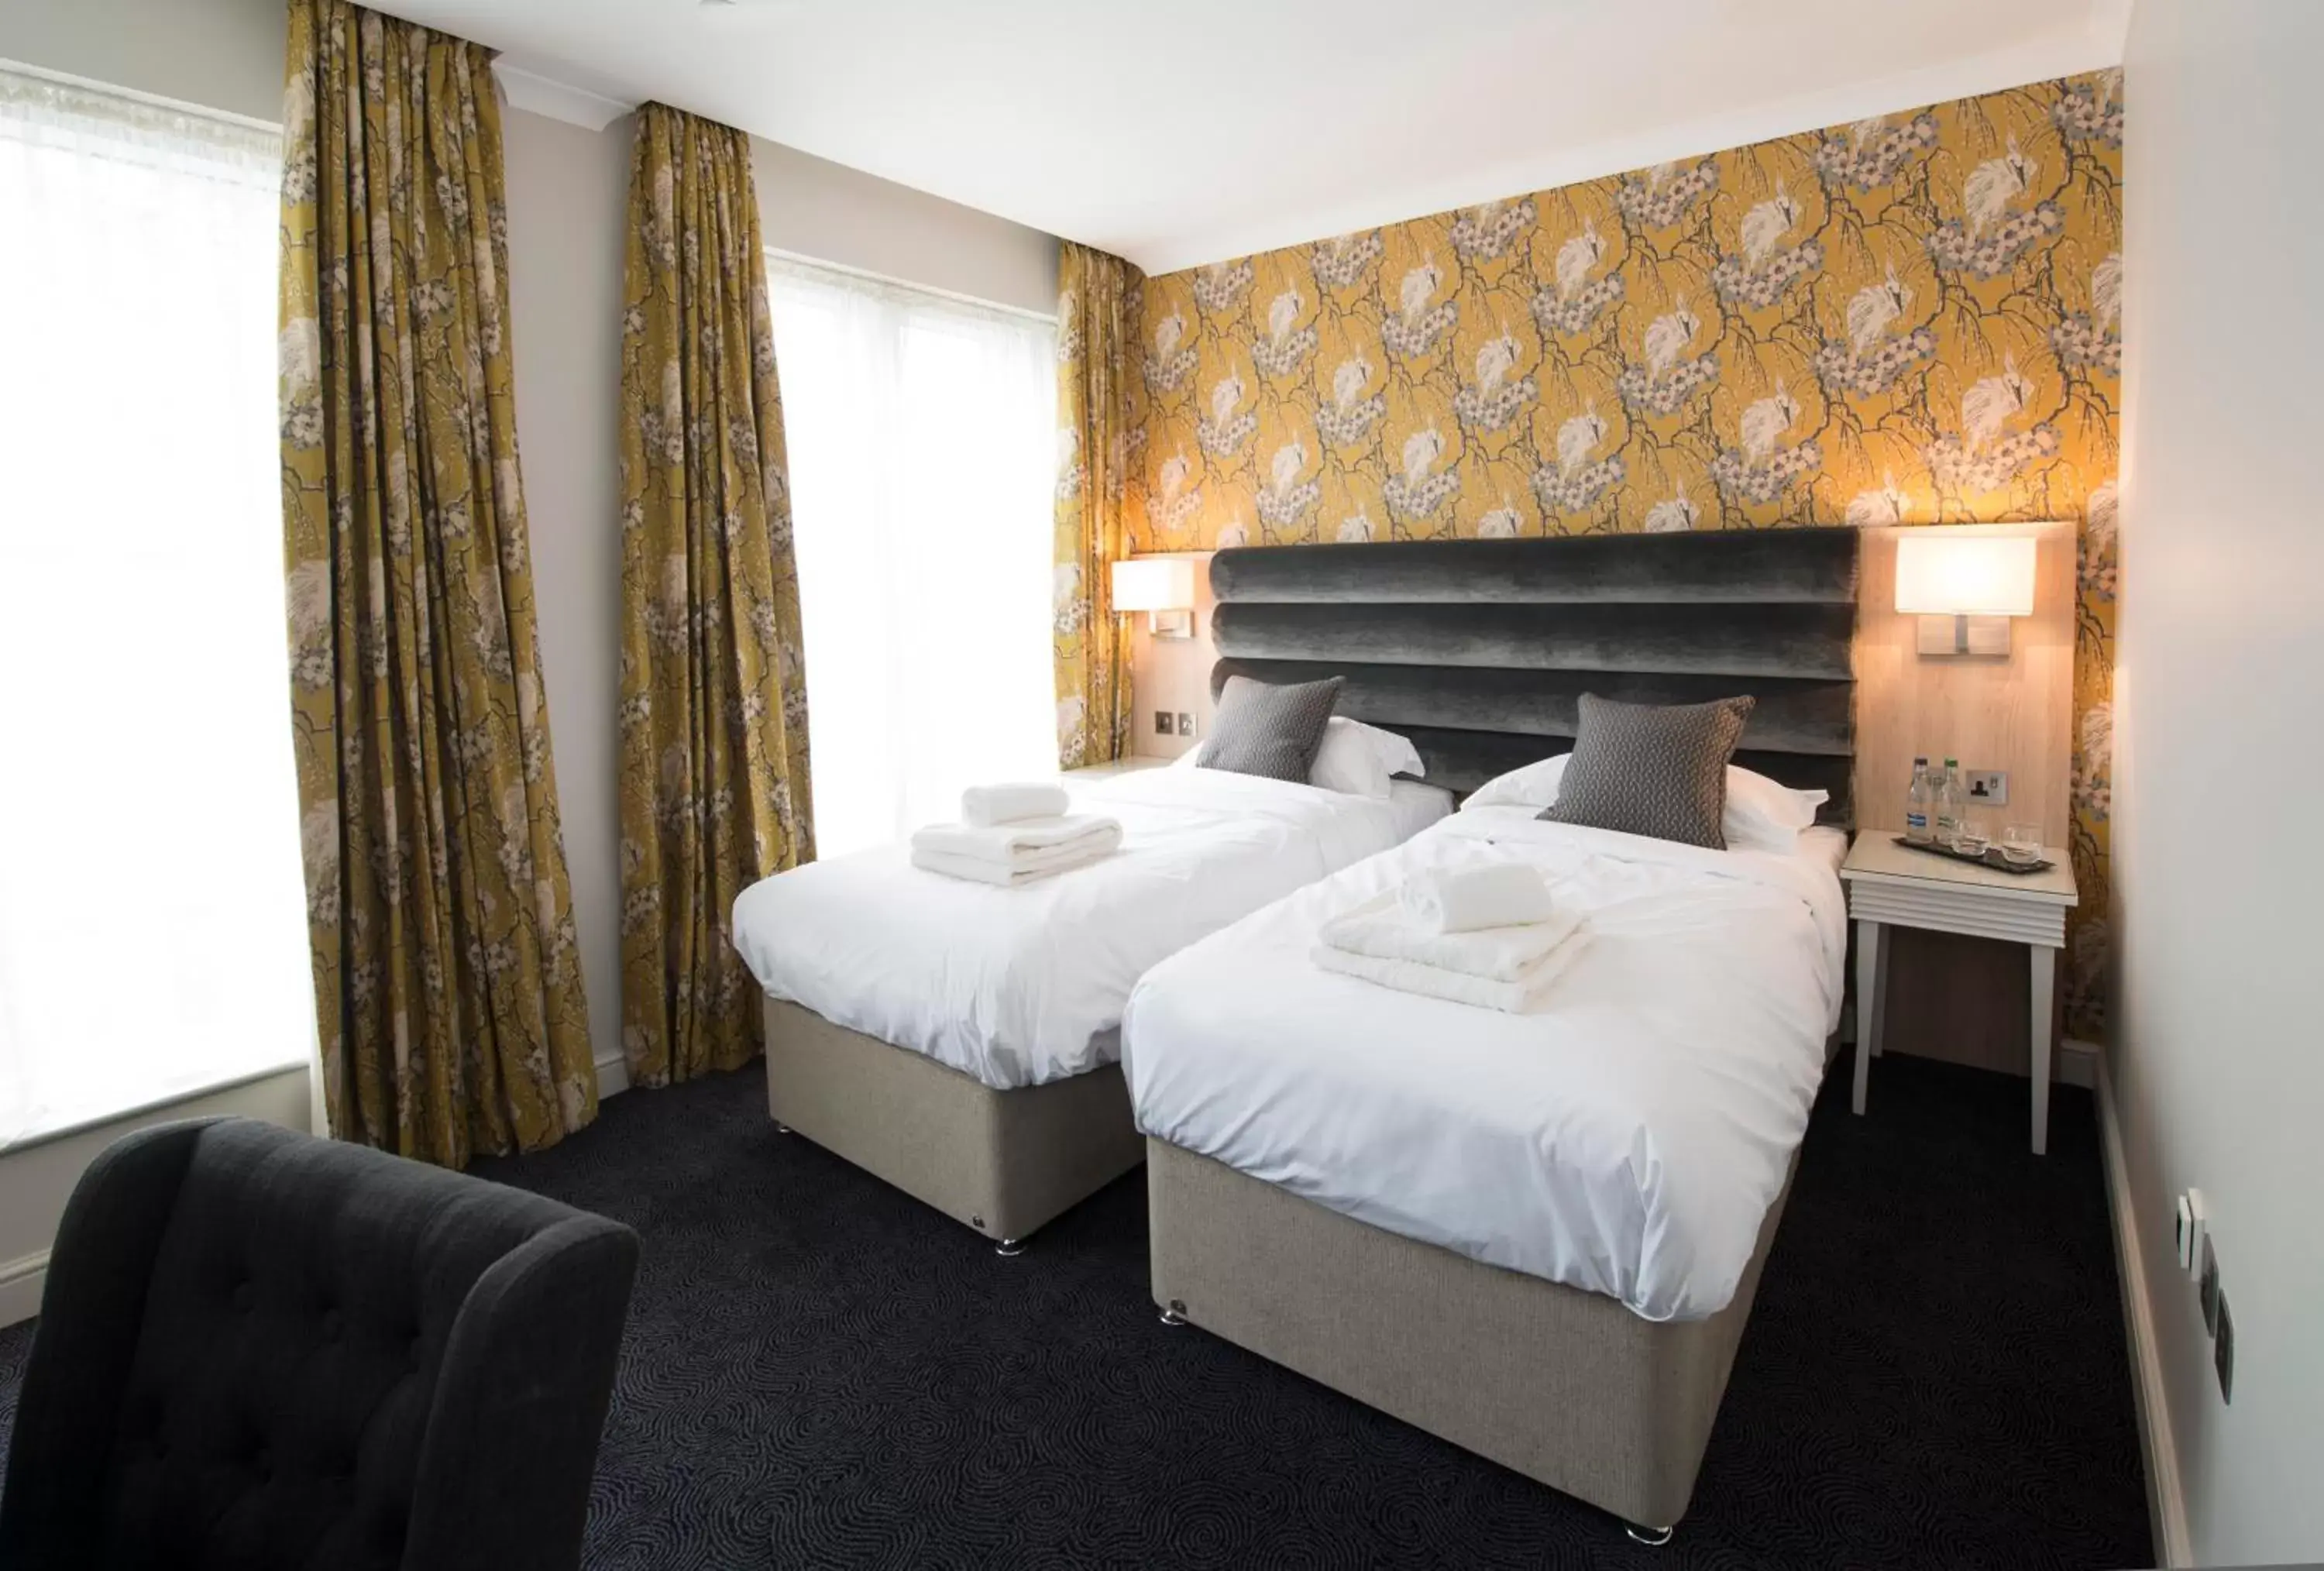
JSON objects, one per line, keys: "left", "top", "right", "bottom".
{"left": 1112, "top": 556, "right": 1196, "bottom": 639}
{"left": 1895, "top": 532, "right": 2038, "bottom": 656}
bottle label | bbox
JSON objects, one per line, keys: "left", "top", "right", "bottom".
{"left": 1906, "top": 810, "right": 1928, "bottom": 830}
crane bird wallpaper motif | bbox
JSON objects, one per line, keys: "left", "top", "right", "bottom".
{"left": 1114, "top": 70, "right": 2122, "bottom": 1038}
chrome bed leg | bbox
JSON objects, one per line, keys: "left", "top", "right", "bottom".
{"left": 1157, "top": 1298, "right": 1188, "bottom": 1327}
{"left": 1624, "top": 1522, "right": 1674, "bottom": 1548}
{"left": 994, "top": 1237, "right": 1024, "bottom": 1257}
{"left": 772, "top": 1122, "right": 792, "bottom": 1134}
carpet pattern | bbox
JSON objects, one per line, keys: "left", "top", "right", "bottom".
{"left": 0, "top": 1053, "right": 2151, "bottom": 1569}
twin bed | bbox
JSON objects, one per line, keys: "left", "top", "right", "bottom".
{"left": 732, "top": 758, "right": 1452, "bottom": 1250}
{"left": 733, "top": 528, "right": 1861, "bottom": 1540}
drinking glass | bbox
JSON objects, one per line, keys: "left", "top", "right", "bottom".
{"left": 2001, "top": 823, "right": 2043, "bottom": 865}
{"left": 1951, "top": 820, "right": 1992, "bottom": 858}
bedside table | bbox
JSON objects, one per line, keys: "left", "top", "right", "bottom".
{"left": 1840, "top": 832, "right": 2079, "bottom": 1154}
{"left": 1065, "top": 755, "right": 1176, "bottom": 782}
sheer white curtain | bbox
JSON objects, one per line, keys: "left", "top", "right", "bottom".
{"left": 0, "top": 64, "right": 312, "bottom": 1149}
{"left": 765, "top": 254, "right": 1059, "bottom": 858}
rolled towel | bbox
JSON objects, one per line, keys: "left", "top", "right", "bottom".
{"left": 911, "top": 837, "right": 1117, "bottom": 886}
{"left": 1310, "top": 933, "right": 1590, "bottom": 1013}
{"left": 910, "top": 815, "right": 1122, "bottom": 866}
{"left": 1397, "top": 863, "right": 1558, "bottom": 934}
{"left": 961, "top": 781, "right": 1071, "bottom": 827}
{"left": 1321, "top": 891, "right": 1580, "bottom": 983}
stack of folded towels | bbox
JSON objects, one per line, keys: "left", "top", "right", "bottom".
{"left": 1312, "top": 861, "right": 1587, "bottom": 1012}
{"left": 909, "top": 782, "right": 1123, "bottom": 886}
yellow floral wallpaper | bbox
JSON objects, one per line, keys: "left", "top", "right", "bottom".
{"left": 1127, "top": 73, "right": 2122, "bottom": 1039}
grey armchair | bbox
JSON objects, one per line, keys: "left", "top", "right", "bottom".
{"left": 0, "top": 1116, "right": 638, "bottom": 1571}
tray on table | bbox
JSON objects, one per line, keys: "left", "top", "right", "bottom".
{"left": 1889, "top": 834, "right": 2054, "bottom": 875}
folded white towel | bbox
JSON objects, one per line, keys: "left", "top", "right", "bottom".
{"left": 1310, "top": 933, "right": 1589, "bottom": 1013}
{"left": 1397, "top": 863, "right": 1559, "bottom": 933}
{"left": 1320, "top": 891, "right": 1582, "bottom": 983}
{"left": 909, "top": 814, "right": 1122, "bottom": 865}
{"left": 910, "top": 838, "right": 1116, "bottom": 886}
{"left": 961, "top": 781, "right": 1071, "bottom": 827}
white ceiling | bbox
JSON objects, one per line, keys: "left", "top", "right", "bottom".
{"left": 370, "top": 0, "right": 2130, "bottom": 276}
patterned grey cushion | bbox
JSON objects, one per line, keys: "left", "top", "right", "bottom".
{"left": 1198, "top": 675, "right": 1343, "bottom": 783}
{"left": 1541, "top": 693, "right": 1755, "bottom": 849}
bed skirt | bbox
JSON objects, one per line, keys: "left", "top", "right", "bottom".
{"left": 1145, "top": 1137, "right": 1793, "bottom": 1531}
{"left": 762, "top": 999, "right": 1144, "bottom": 1246}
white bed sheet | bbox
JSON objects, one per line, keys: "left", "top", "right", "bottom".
{"left": 1122, "top": 808, "right": 1848, "bottom": 1322}
{"left": 731, "top": 768, "right": 1452, "bottom": 1091}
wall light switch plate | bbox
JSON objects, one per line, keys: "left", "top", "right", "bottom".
{"left": 2213, "top": 1294, "right": 2234, "bottom": 1402}
{"left": 2174, "top": 1193, "right": 2196, "bottom": 1270}
{"left": 1175, "top": 712, "right": 1195, "bottom": 737}
{"left": 2199, "top": 1235, "right": 2220, "bottom": 1336}
{"left": 1965, "top": 770, "right": 2009, "bottom": 806}
{"left": 1154, "top": 710, "right": 1172, "bottom": 735}
{"left": 2184, "top": 1188, "right": 2209, "bottom": 1280}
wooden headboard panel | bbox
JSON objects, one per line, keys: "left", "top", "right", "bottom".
{"left": 1851, "top": 521, "right": 2078, "bottom": 844}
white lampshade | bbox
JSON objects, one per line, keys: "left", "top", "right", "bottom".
{"left": 1110, "top": 556, "right": 1195, "bottom": 613}
{"left": 1894, "top": 533, "right": 2037, "bottom": 617}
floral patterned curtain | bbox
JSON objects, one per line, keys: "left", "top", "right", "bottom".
{"left": 1051, "top": 242, "right": 1144, "bottom": 768}
{"left": 279, "top": 0, "right": 596, "bottom": 1167}
{"left": 617, "top": 104, "right": 813, "bottom": 1087}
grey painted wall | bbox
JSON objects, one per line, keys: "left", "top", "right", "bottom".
{"left": 2116, "top": 2, "right": 2324, "bottom": 1563}
{"left": 0, "top": 0, "right": 286, "bottom": 119}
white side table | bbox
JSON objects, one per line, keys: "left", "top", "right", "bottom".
{"left": 1064, "top": 755, "right": 1175, "bottom": 782}
{"left": 1839, "top": 832, "right": 2079, "bottom": 1154}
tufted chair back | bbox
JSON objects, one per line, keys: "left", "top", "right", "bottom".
{"left": 0, "top": 1117, "right": 638, "bottom": 1571}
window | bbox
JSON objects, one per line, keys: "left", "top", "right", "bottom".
{"left": 0, "top": 64, "right": 311, "bottom": 1148}
{"left": 765, "top": 253, "right": 1059, "bottom": 859}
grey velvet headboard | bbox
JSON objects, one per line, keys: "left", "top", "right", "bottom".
{"left": 1207, "top": 531, "right": 1860, "bottom": 826}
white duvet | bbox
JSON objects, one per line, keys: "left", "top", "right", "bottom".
{"left": 1122, "top": 808, "right": 1848, "bottom": 1322}
{"left": 731, "top": 768, "right": 1449, "bottom": 1091}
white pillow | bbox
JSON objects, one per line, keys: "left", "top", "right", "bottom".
{"left": 1306, "top": 717, "right": 1425, "bottom": 799}
{"left": 1460, "top": 752, "right": 1569, "bottom": 811}
{"left": 1459, "top": 751, "right": 1827, "bottom": 851}
{"left": 1723, "top": 768, "right": 1828, "bottom": 853}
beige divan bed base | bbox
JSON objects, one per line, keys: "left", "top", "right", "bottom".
{"left": 1146, "top": 1136, "right": 1793, "bottom": 1535}
{"left": 762, "top": 999, "right": 1146, "bottom": 1250}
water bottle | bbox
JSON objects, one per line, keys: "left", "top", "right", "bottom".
{"left": 1904, "top": 757, "right": 1934, "bottom": 843}
{"left": 1935, "top": 757, "right": 1965, "bottom": 845}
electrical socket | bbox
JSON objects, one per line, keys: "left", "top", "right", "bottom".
{"left": 2214, "top": 1294, "right": 2235, "bottom": 1402}
{"left": 1154, "top": 710, "right": 1173, "bottom": 735}
{"left": 1965, "top": 769, "right": 2009, "bottom": 806}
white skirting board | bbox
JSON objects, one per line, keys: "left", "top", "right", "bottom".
{"left": 2090, "top": 1041, "right": 2192, "bottom": 1568}
{"left": 0, "top": 1250, "right": 49, "bottom": 1330}
{"left": 2058, "top": 1038, "right": 2097, "bottom": 1088}
{"left": 597, "top": 1050, "right": 631, "bottom": 1097}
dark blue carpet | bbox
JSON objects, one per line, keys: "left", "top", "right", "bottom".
{"left": 0, "top": 1052, "right": 2151, "bottom": 1569}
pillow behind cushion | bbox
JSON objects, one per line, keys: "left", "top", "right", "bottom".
{"left": 1540, "top": 693, "right": 1755, "bottom": 849}
{"left": 1307, "top": 717, "right": 1425, "bottom": 798}
{"left": 1198, "top": 674, "right": 1344, "bottom": 783}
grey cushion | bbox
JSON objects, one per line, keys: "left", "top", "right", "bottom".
{"left": 1198, "top": 674, "right": 1343, "bottom": 782}
{"left": 1541, "top": 693, "right": 1755, "bottom": 848}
